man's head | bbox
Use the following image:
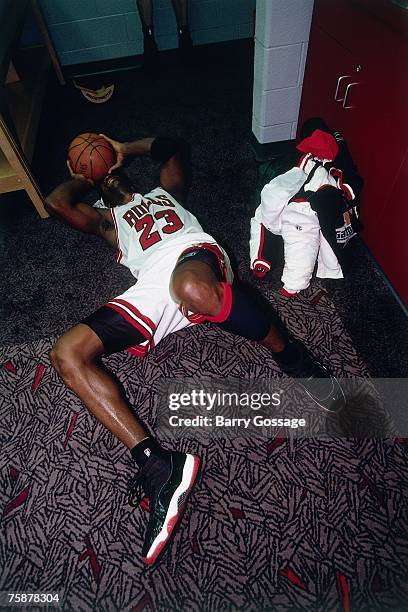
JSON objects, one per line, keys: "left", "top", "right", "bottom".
{"left": 98, "top": 171, "right": 135, "bottom": 207}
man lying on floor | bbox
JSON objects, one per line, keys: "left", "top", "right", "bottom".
{"left": 45, "top": 133, "right": 345, "bottom": 566}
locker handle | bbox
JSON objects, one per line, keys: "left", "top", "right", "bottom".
{"left": 343, "top": 82, "right": 359, "bottom": 109}
{"left": 334, "top": 75, "right": 351, "bottom": 101}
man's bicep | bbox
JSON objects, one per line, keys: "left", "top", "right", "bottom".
{"left": 73, "top": 202, "right": 108, "bottom": 233}
{"left": 45, "top": 194, "right": 102, "bottom": 234}
{"left": 159, "top": 152, "right": 190, "bottom": 200}
{"left": 58, "top": 202, "right": 114, "bottom": 247}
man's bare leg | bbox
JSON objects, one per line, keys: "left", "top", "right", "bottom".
{"left": 137, "top": 0, "right": 153, "bottom": 29}
{"left": 169, "top": 0, "right": 193, "bottom": 62}
{"left": 49, "top": 321, "right": 200, "bottom": 567}
{"left": 171, "top": 0, "right": 188, "bottom": 27}
{"left": 50, "top": 324, "right": 148, "bottom": 448}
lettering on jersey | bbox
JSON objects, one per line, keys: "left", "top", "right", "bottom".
{"left": 129, "top": 201, "right": 151, "bottom": 220}
{"left": 124, "top": 196, "right": 175, "bottom": 225}
{"left": 123, "top": 210, "right": 139, "bottom": 227}
{"left": 122, "top": 195, "right": 183, "bottom": 250}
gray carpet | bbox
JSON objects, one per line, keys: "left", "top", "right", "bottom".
{"left": 0, "top": 40, "right": 406, "bottom": 376}
{"left": 1, "top": 40, "right": 408, "bottom": 611}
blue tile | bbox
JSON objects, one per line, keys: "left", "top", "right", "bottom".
{"left": 44, "top": 0, "right": 250, "bottom": 62}
{"left": 219, "top": 0, "right": 255, "bottom": 27}
{"left": 125, "top": 12, "right": 144, "bottom": 42}
{"left": 93, "top": 0, "right": 137, "bottom": 16}
{"left": 156, "top": 33, "right": 179, "bottom": 51}
{"left": 40, "top": 0, "right": 98, "bottom": 25}
{"left": 59, "top": 45, "right": 111, "bottom": 65}
{"left": 190, "top": 1, "right": 220, "bottom": 30}
{"left": 237, "top": 21, "right": 254, "bottom": 39}
{"left": 50, "top": 15, "right": 127, "bottom": 52}
{"left": 103, "top": 40, "right": 143, "bottom": 58}
{"left": 193, "top": 26, "right": 235, "bottom": 45}
{"left": 154, "top": 7, "right": 178, "bottom": 36}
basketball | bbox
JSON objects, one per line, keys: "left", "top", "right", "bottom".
{"left": 68, "top": 133, "right": 115, "bottom": 183}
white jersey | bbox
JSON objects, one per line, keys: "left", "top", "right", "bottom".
{"left": 92, "top": 187, "right": 233, "bottom": 357}
{"left": 95, "top": 187, "right": 217, "bottom": 278}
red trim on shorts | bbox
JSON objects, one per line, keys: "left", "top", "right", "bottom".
{"left": 108, "top": 298, "right": 156, "bottom": 335}
{"left": 105, "top": 298, "right": 157, "bottom": 358}
{"left": 126, "top": 337, "right": 155, "bottom": 358}
{"left": 105, "top": 303, "right": 152, "bottom": 340}
{"left": 177, "top": 304, "right": 207, "bottom": 324}
{"left": 342, "top": 183, "right": 354, "bottom": 200}
{"left": 253, "top": 258, "right": 271, "bottom": 271}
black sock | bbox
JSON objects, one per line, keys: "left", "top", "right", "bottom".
{"left": 272, "top": 338, "right": 302, "bottom": 367}
{"left": 131, "top": 437, "right": 166, "bottom": 469}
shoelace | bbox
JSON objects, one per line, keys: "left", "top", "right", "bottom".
{"left": 128, "top": 473, "right": 146, "bottom": 508}
{"left": 127, "top": 455, "right": 172, "bottom": 508}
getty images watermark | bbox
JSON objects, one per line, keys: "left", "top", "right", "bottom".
{"left": 167, "top": 389, "right": 306, "bottom": 430}
{"left": 155, "top": 378, "right": 408, "bottom": 440}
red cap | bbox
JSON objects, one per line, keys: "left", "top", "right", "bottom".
{"left": 296, "top": 129, "right": 339, "bottom": 161}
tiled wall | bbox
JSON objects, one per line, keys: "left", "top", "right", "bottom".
{"left": 39, "top": 0, "right": 256, "bottom": 66}
{"left": 252, "top": 0, "right": 314, "bottom": 144}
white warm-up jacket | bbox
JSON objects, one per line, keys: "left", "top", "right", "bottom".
{"left": 250, "top": 152, "right": 355, "bottom": 294}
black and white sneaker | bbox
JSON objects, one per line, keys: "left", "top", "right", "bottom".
{"left": 276, "top": 339, "right": 346, "bottom": 412}
{"left": 129, "top": 451, "right": 200, "bottom": 566}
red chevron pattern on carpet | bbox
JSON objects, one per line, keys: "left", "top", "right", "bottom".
{"left": 1, "top": 286, "right": 407, "bottom": 610}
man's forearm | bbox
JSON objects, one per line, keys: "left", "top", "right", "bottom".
{"left": 45, "top": 177, "right": 96, "bottom": 228}
{"left": 122, "top": 137, "right": 155, "bottom": 157}
{"left": 122, "top": 136, "right": 186, "bottom": 160}
{"left": 45, "top": 177, "right": 105, "bottom": 235}
{"left": 46, "top": 177, "right": 94, "bottom": 209}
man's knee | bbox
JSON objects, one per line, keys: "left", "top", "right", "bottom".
{"left": 49, "top": 339, "right": 80, "bottom": 387}
{"left": 49, "top": 324, "right": 103, "bottom": 385}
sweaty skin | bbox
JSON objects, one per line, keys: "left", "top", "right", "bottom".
{"left": 46, "top": 135, "right": 286, "bottom": 450}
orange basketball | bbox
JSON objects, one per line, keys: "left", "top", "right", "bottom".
{"left": 68, "top": 133, "right": 115, "bottom": 183}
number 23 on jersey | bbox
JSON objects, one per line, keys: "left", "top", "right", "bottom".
{"left": 123, "top": 207, "right": 184, "bottom": 251}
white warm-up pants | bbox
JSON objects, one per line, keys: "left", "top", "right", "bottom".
{"left": 281, "top": 201, "right": 343, "bottom": 294}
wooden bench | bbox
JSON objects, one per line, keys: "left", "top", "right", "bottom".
{"left": 0, "top": 0, "right": 65, "bottom": 218}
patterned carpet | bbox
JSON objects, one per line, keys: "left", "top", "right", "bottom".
{"left": 1, "top": 284, "right": 408, "bottom": 611}
{"left": 1, "top": 38, "right": 407, "bottom": 612}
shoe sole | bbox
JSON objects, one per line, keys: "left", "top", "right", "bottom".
{"left": 143, "top": 454, "right": 200, "bottom": 566}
